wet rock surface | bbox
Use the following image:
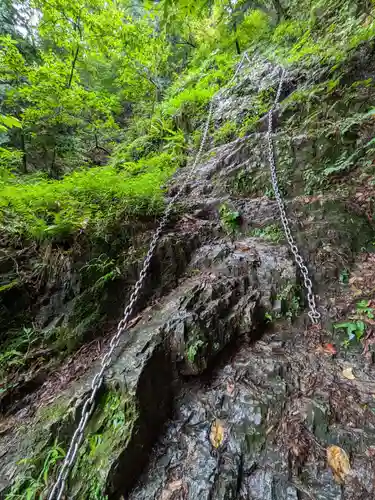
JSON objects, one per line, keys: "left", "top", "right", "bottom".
{"left": 1, "top": 49, "right": 375, "bottom": 499}
{"left": 130, "top": 322, "right": 375, "bottom": 500}
{"left": 0, "top": 229, "right": 297, "bottom": 496}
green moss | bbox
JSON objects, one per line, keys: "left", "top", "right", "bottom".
{"left": 248, "top": 224, "right": 284, "bottom": 243}
{"left": 35, "top": 398, "right": 71, "bottom": 428}
{"left": 7, "top": 388, "right": 138, "bottom": 500}
{"left": 70, "top": 388, "right": 138, "bottom": 499}
{"left": 229, "top": 168, "right": 269, "bottom": 198}
{"left": 213, "top": 120, "right": 237, "bottom": 145}
{"left": 0, "top": 279, "right": 19, "bottom": 292}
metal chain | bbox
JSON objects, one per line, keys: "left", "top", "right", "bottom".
{"left": 267, "top": 69, "right": 321, "bottom": 324}
{"left": 48, "top": 52, "right": 251, "bottom": 500}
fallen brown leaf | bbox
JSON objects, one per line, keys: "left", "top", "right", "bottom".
{"left": 226, "top": 381, "right": 235, "bottom": 395}
{"left": 327, "top": 445, "right": 350, "bottom": 484}
{"left": 210, "top": 419, "right": 225, "bottom": 449}
{"left": 342, "top": 367, "right": 355, "bottom": 380}
{"left": 316, "top": 343, "right": 337, "bottom": 355}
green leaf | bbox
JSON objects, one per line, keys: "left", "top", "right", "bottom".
{"left": 334, "top": 322, "right": 357, "bottom": 333}
{"left": 355, "top": 320, "right": 365, "bottom": 340}
{"left": 0, "top": 114, "right": 22, "bottom": 129}
{"left": 356, "top": 300, "right": 370, "bottom": 310}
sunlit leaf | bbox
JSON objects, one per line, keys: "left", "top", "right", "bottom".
{"left": 327, "top": 445, "right": 350, "bottom": 484}
{"left": 210, "top": 419, "right": 225, "bottom": 449}
{"left": 0, "top": 114, "right": 22, "bottom": 129}
{"left": 342, "top": 367, "right": 355, "bottom": 380}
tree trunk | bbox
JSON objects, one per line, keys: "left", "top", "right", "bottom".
{"left": 235, "top": 37, "right": 241, "bottom": 55}
{"left": 272, "top": 0, "right": 288, "bottom": 20}
{"left": 67, "top": 46, "right": 79, "bottom": 88}
{"left": 50, "top": 146, "right": 57, "bottom": 179}
{"left": 94, "top": 133, "right": 110, "bottom": 154}
{"left": 233, "top": 20, "right": 241, "bottom": 55}
{"left": 20, "top": 132, "right": 27, "bottom": 174}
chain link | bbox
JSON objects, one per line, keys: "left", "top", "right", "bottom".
{"left": 48, "top": 52, "right": 251, "bottom": 500}
{"left": 266, "top": 69, "right": 321, "bottom": 324}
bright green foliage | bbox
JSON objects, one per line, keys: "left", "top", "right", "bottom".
{"left": 219, "top": 203, "right": 241, "bottom": 234}
{"left": 334, "top": 300, "right": 374, "bottom": 347}
{"left": 6, "top": 440, "right": 66, "bottom": 500}
{"left": 0, "top": 155, "right": 175, "bottom": 240}
{"left": 0, "top": 0, "right": 374, "bottom": 243}
{"left": 334, "top": 320, "right": 366, "bottom": 346}
{"left": 2, "top": 0, "right": 375, "bottom": 495}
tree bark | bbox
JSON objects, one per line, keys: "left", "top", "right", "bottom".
{"left": 94, "top": 134, "right": 110, "bottom": 154}
{"left": 50, "top": 146, "right": 57, "bottom": 179}
{"left": 20, "top": 132, "right": 27, "bottom": 174}
{"left": 272, "top": 0, "right": 288, "bottom": 20}
{"left": 233, "top": 20, "right": 241, "bottom": 55}
{"left": 235, "top": 36, "right": 241, "bottom": 55}
{"left": 67, "top": 45, "right": 79, "bottom": 88}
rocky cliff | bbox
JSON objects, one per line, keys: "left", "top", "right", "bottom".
{"left": 1, "top": 46, "right": 375, "bottom": 499}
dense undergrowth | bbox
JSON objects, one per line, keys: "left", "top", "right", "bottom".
{"left": 0, "top": 0, "right": 374, "bottom": 400}
{"left": 1, "top": 1, "right": 375, "bottom": 497}
{"left": 1, "top": 0, "right": 374, "bottom": 244}
{"left": 1, "top": 154, "right": 175, "bottom": 241}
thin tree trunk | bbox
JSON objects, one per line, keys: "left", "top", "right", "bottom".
{"left": 94, "top": 133, "right": 110, "bottom": 154}
{"left": 20, "top": 132, "right": 27, "bottom": 174}
{"left": 272, "top": 0, "right": 288, "bottom": 20}
{"left": 50, "top": 146, "right": 57, "bottom": 178}
{"left": 235, "top": 37, "right": 241, "bottom": 55}
{"left": 67, "top": 46, "right": 79, "bottom": 88}
{"left": 233, "top": 20, "right": 241, "bottom": 55}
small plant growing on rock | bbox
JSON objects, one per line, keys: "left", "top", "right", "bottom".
{"left": 186, "top": 339, "right": 205, "bottom": 363}
{"left": 249, "top": 224, "right": 284, "bottom": 243}
{"left": 6, "top": 440, "right": 65, "bottom": 499}
{"left": 276, "top": 283, "right": 301, "bottom": 320}
{"left": 334, "top": 300, "right": 374, "bottom": 347}
{"left": 219, "top": 203, "right": 241, "bottom": 234}
{"left": 264, "top": 312, "right": 273, "bottom": 323}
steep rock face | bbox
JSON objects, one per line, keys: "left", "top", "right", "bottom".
{"left": 1, "top": 47, "right": 375, "bottom": 499}
{"left": 129, "top": 324, "right": 375, "bottom": 500}
{"left": 126, "top": 49, "right": 375, "bottom": 499}
{"left": 0, "top": 224, "right": 297, "bottom": 496}
{"left": 164, "top": 237, "right": 295, "bottom": 376}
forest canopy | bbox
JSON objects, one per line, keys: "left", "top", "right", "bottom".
{"left": 0, "top": 0, "right": 374, "bottom": 241}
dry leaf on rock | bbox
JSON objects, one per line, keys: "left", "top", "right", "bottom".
{"left": 316, "top": 343, "right": 337, "bottom": 355}
{"left": 327, "top": 445, "right": 350, "bottom": 484}
{"left": 160, "top": 480, "right": 186, "bottom": 500}
{"left": 342, "top": 367, "right": 355, "bottom": 380}
{"left": 210, "top": 419, "right": 225, "bottom": 449}
{"left": 226, "top": 381, "right": 235, "bottom": 395}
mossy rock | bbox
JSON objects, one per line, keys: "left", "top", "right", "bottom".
{"left": 3, "top": 387, "right": 138, "bottom": 499}
{"left": 0, "top": 305, "right": 173, "bottom": 499}
{"left": 293, "top": 198, "right": 375, "bottom": 283}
